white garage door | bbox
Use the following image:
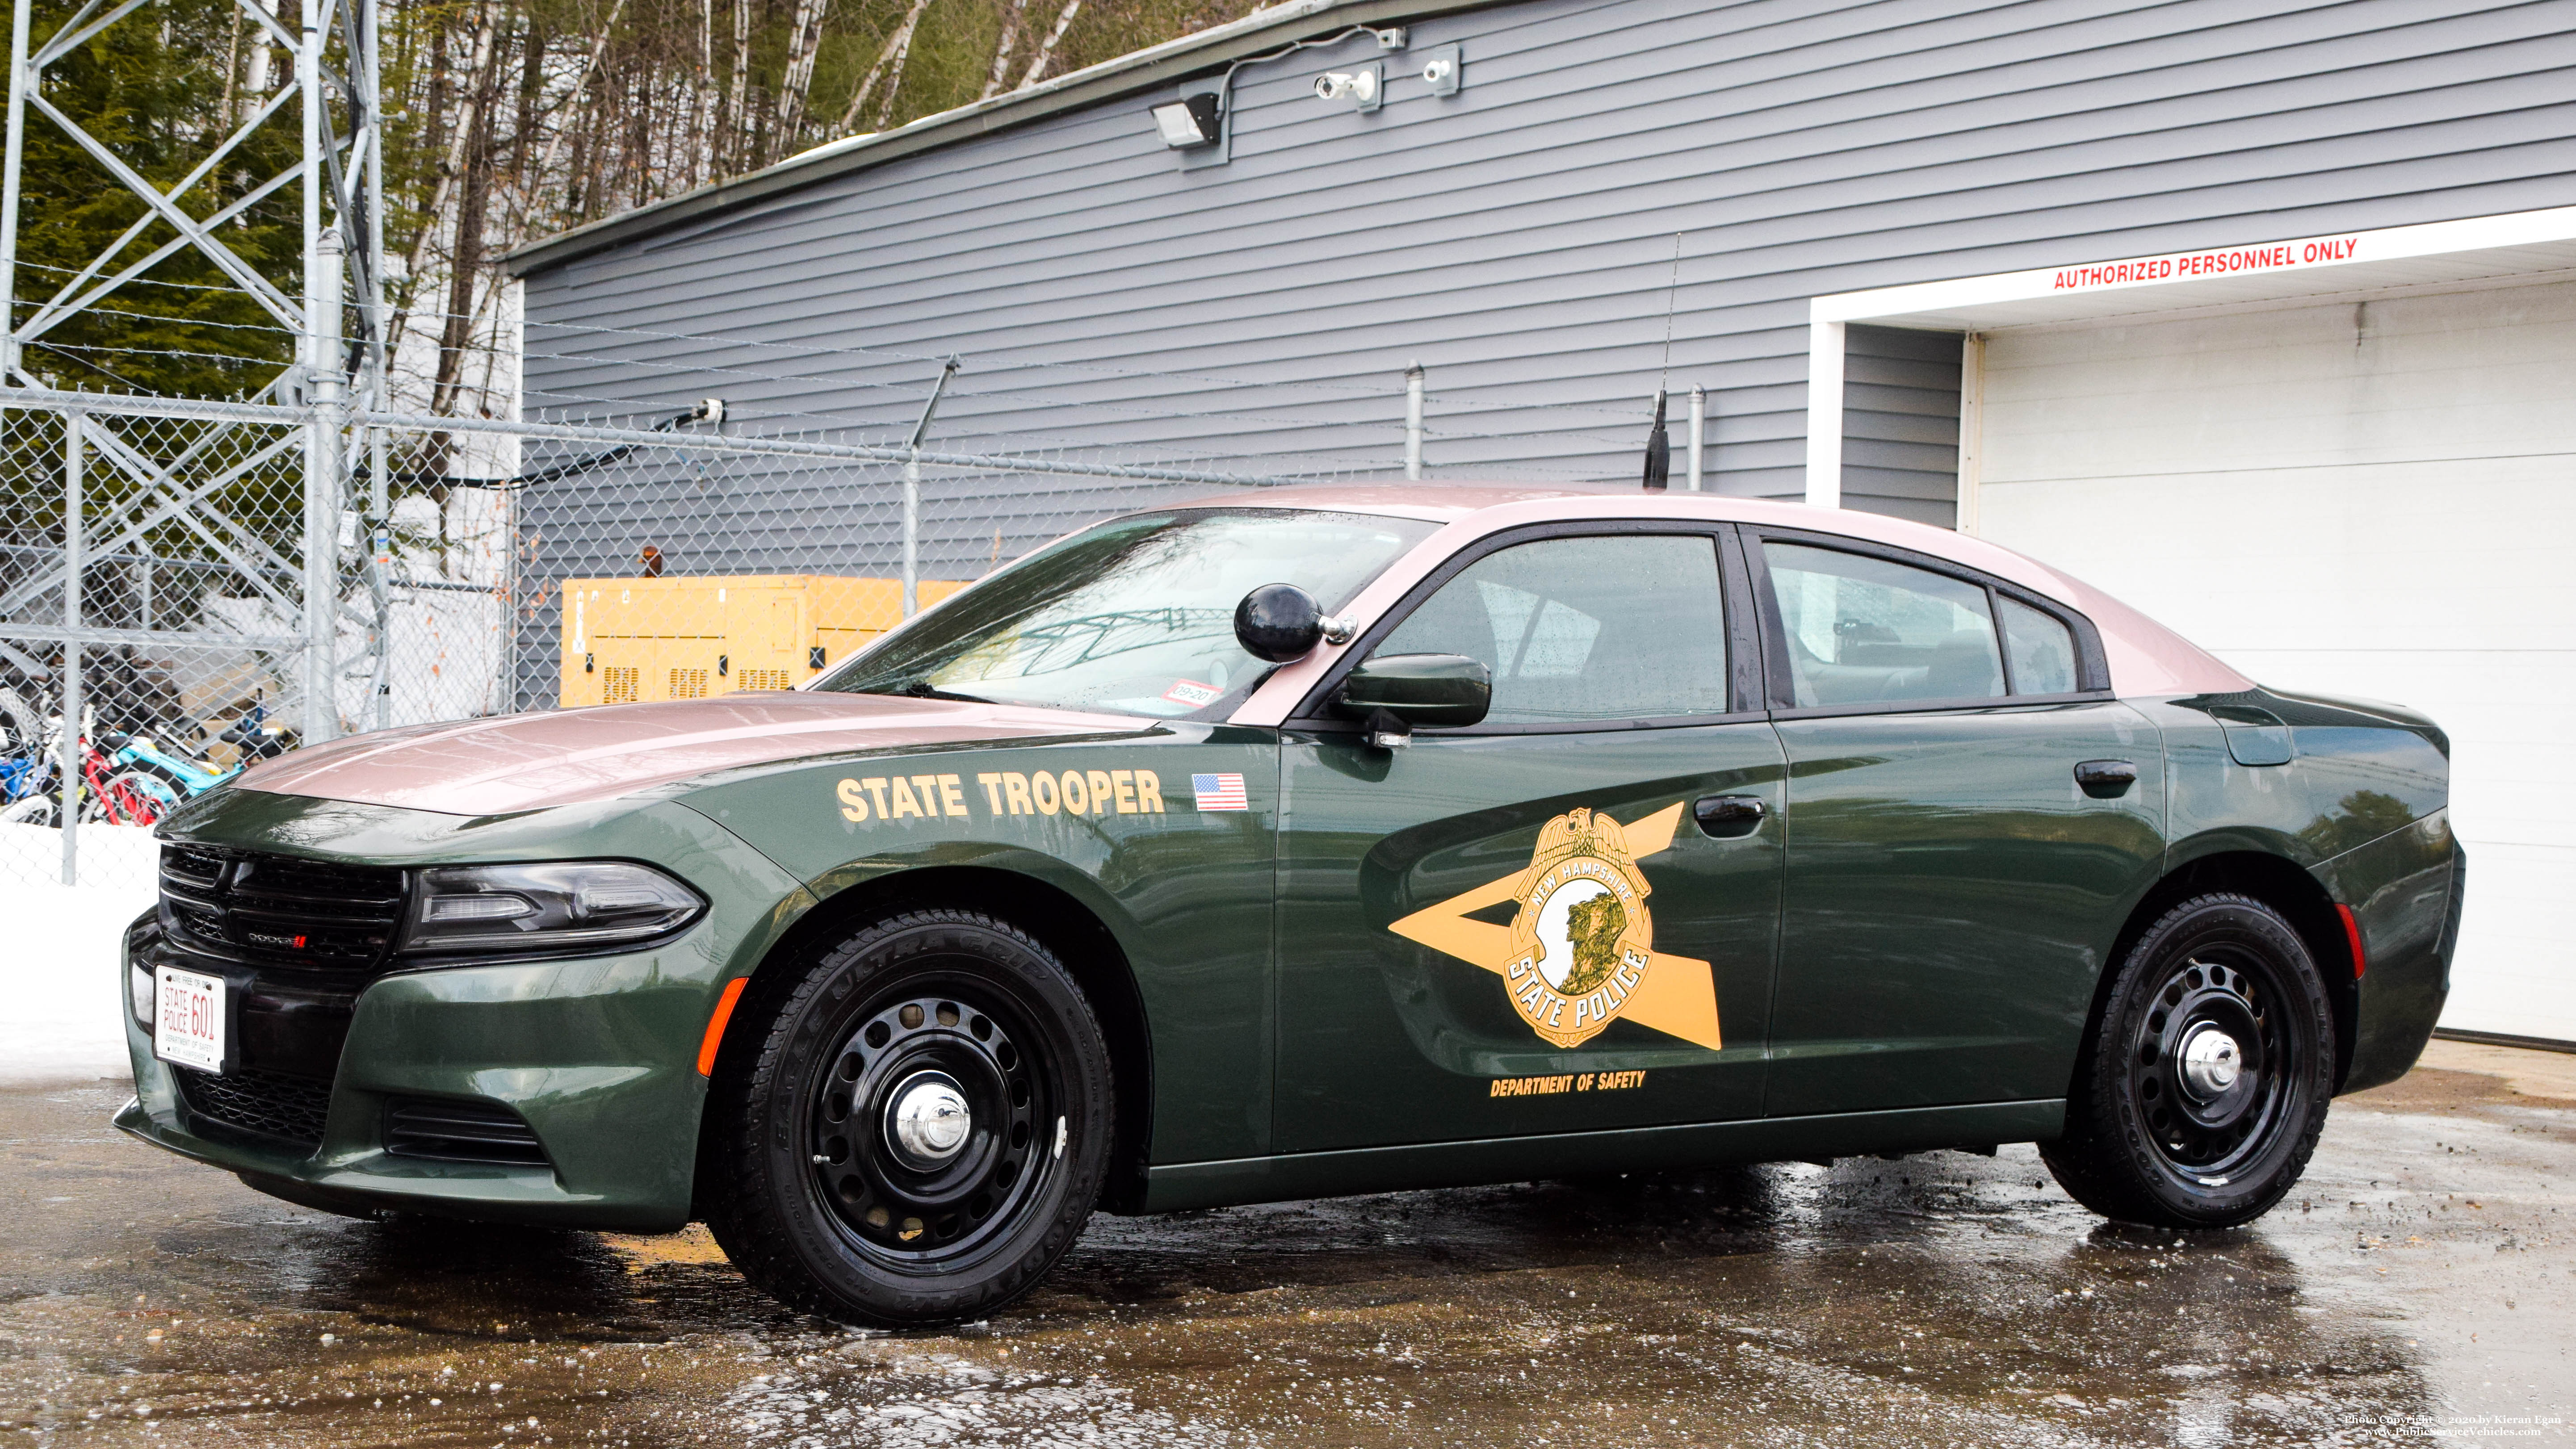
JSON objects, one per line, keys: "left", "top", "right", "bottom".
{"left": 1973, "top": 281, "right": 2576, "bottom": 1044}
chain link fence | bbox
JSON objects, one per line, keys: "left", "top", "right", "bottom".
{"left": 0, "top": 385, "right": 1323, "bottom": 903}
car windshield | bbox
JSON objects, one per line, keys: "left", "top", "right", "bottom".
{"left": 816, "top": 508, "right": 1439, "bottom": 719}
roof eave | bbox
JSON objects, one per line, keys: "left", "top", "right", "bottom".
{"left": 504, "top": 0, "right": 1503, "bottom": 276}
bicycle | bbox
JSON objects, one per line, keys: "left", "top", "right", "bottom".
{"left": 0, "top": 691, "right": 269, "bottom": 828}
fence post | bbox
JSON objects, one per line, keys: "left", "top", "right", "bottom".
{"left": 0, "top": 0, "right": 30, "bottom": 383}
{"left": 367, "top": 423, "right": 389, "bottom": 731}
{"left": 1404, "top": 362, "right": 1424, "bottom": 480}
{"left": 57, "top": 408, "right": 80, "bottom": 885}
{"left": 1686, "top": 385, "right": 1705, "bottom": 492}
{"left": 901, "top": 359, "right": 959, "bottom": 618}
{"left": 901, "top": 456, "right": 919, "bottom": 618}
{"left": 303, "top": 230, "right": 344, "bottom": 744}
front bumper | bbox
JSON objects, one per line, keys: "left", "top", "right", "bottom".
{"left": 120, "top": 944, "right": 714, "bottom": 1231}
{"left": 119, "top": 791, "right": 813, "bottom": 1231}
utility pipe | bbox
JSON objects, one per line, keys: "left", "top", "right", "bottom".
{"left": 1686, "top": 385, "right": 1704, "bottom": 492}
{"left": 1404, "top": 361, "right": 1423, "bottom": 480}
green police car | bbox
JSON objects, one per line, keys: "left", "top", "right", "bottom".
{"left": 120, "top": 487, "right": 2462, "bottom": 1326}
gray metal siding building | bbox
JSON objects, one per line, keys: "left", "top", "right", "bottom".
{"left": 513, "top": 0, "right": 2576, "bottom": 521}
{"left": 512, "top": 0, "right": 2576, "bottom": 1044}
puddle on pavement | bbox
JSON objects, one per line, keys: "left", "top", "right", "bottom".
{"left": 0, "top": 1072, "right": 2568, "bottom": 1446}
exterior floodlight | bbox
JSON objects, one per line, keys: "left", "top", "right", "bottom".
{"left": 1151, "top": 93, "right": 1222, "bottom": 148}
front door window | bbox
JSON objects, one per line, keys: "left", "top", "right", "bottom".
{"left": 1374, "top": 533, "right": 1731, "bottom": 724}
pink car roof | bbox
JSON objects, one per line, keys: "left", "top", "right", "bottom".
{"left": 1200, "top": 485, "right": 2247, "bottom": 727}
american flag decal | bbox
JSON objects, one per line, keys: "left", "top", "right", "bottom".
{"left": 1191, "top": 773, "right": 1249, "bottom": 812}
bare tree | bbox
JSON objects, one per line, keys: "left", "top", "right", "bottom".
{"left": 694, "top": 0, "right": 717, "bottom": 184}
{"left": 1020, "top": 0, "right": 1082, "bottom": 87}
{"left": 981, "top": 0, "right": 1029, "bottom": 101}
{"left": 835, "top": 0, "right": 938, "bottom": 135}
{"left": 771, "top": 0, "right": 831, "bottom": 159}
{"left": 724, "top": 0, "right": 752, "bottom": 170}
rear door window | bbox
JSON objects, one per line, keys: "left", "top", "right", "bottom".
{"left": 1998, "top": 596, "right": 2080, "bottom": 696}
{"left": 1761, "top": 543, "right": 2004, "bottom": 708}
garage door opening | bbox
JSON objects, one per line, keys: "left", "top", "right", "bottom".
{"left": 1808, "top": 204, "right": 2576, "bottom": 1046}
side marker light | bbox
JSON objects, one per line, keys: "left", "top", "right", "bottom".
{"left": 2336, "top": 903, "right": 2366, "bottom": 980}
{"left": 698, "top": 977, "right": 750, "bottom": 1076}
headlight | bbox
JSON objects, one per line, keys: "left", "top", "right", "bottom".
{"left": 126, "top": 912, "right": 159, "bottom": 1029}
{"left": 399, "top": 861, "right": 705, "bottom": 957}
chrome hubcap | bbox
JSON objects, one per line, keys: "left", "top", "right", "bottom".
{"left": 888, "top": 1072, "right": 971, "bottom": 1166}
{"left": 2177, "top": 1024, "right": 2242, "bottom": 1101}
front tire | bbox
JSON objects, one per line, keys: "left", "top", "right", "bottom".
{"left": 2041, "top": 893, "right": 2334, "bottom": 1228}
{"left": 699, "top": 909, "right": 1113, "bottom": 1327}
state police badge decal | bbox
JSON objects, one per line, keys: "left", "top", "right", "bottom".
{"left": 1502, "top": 808, "right": 1656, "bottom": 1047}
{"left": 1388, "top": 802, "right": 1724, "bottom": 1053}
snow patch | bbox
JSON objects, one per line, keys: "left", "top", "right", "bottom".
{"left": 0, "top": 823, "right": 155, "bottom": 1084}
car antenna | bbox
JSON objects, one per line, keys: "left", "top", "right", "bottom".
{"left": 1643, "top": 233, "right": 1680, "bottom": 491}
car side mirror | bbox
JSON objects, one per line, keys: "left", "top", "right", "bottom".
{"left": 1336, "top": 653, "right": 1491, "bottom": 746}
{"left": 1234, "top": 583, "right": 1354, "bottom": 662}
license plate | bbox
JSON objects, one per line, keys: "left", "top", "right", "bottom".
{"left": 153, "top": 966, "right": 226, "bottom": 1074}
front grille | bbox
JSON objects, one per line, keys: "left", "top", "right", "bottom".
{"left": 174, "top": 1064, "right": 335, "bottom": 1151}
{"left": 384, "top": 1097, "right": 551, "bottom": 1166}
{"left": 159, "top": 845, "right": 408, "bottom": 975}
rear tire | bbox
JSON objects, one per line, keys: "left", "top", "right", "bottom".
{"left": 2041, "top": 893, "right": 2333, "bottom": 1229}
{"left": 698, "top": 908, "right": 1112, "bottom": 1327}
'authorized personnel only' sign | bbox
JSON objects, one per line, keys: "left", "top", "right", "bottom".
{"left": 2050, "top": 234, "right": 2361, "bottom": 293}
{"left": 1813, "top": 204, "right": 2576, "bottom": 324}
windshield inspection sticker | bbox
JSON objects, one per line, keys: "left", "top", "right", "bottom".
{"left": 1162, "top": 679, "right": 1221, "bottom": 708}
{"left": 1389, "top": 804, "right": 1722, "bottom": 1052}
{"left": 1191, "top": 773, "right": 1249, "bottom": 812}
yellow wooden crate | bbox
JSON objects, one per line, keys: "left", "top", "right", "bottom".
{"left": 558, "top": 574, "right": 969, "bottom": 708}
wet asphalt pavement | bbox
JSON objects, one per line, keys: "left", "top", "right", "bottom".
{"left": 1, "top": 1043, "right": 2568, "bottom": 1447}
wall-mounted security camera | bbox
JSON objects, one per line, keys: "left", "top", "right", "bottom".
{"left": 1313, "top": 62, "right": 1383, "bottom": 113}
{"left": 1419, "top": 44, "right": 1463, "bottom": 97}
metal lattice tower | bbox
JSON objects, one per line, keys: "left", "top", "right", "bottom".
{"left": 0, "top": 0, "right": 385, "bottom": 743}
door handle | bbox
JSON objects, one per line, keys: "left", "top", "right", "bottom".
{"left": 2075, "top": 759, "right": 2138, "bottom": 799}
{"left": 1694, "top": 794, "right": 1767, "bottom": 838}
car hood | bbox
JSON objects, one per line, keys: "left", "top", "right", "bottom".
{"left": 230, "top": 692, "right": 1153, "bottom": 816}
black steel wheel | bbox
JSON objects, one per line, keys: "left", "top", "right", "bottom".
{"left": 700, "top": 908, "right": 1112, "bottom": 1327}
{"left": 2043, "top": 893, "right": 2334, "bottom": 1228}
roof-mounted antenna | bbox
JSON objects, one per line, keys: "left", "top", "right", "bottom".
{"left": 1643, "top": 234, "right": 1681, "bottom": 491}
